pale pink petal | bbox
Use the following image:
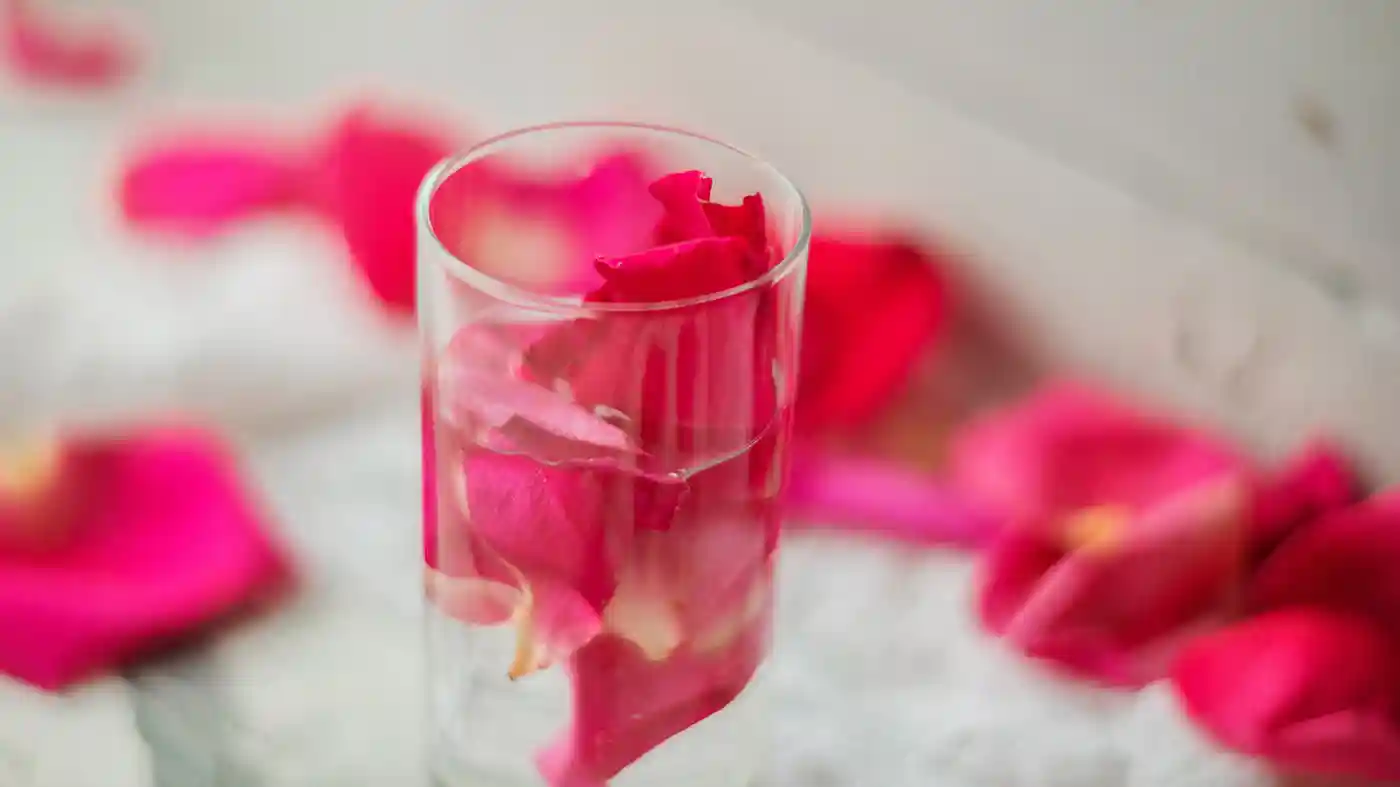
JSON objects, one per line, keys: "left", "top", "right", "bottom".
{"left": 439, "top": 325, "right": 636, "bottom": 454}
{"left": 785, "top": 450, "right": 1001, "bottom": 547}
{"left": 428, "top": 148, "right": 658, "bottom": 298}
{"left": 0, "top": 427, "right": 294, "bottom": 690}
{"left": 602, "top": 550, "right": 685, "bottom": 660}
{"left": 424, "top": 568, "right": 520, "bottom": 625}
{"left": 512, "top": 579, "right": 605, "bottom": 677}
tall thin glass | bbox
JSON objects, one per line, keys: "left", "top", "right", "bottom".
{"left": 418, "top": 123, "right": 809, "bottom": 787}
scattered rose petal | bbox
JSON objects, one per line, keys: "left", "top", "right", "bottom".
{"left": 0, "top": 437, "right": 75, "bottom": 553}
{"left": 1250, "top": 439, "right": 1361, "bottom": 560}
{"left": 1248, "top": 489, "right": 1400, "bottom": 635}
{"left": 2, "top": 0, "right": 137, "bottom": 88}
{"left": 784, "top": 450, "right": 1001, "bottom": 547}
{"left": 116, "top": 135, "right": 306, "bottom": 238}
{"left": 957, "top": 383, "right": 1253, "bottom": 685}
{"left": 317, "top": 105, "right": 458, "bottom": 313}
{"left": 979, "top": 477, "right": 1247, "bottom": 686}
{"left": 797, "top": 231, "right": 947, "bottom": 430}
{"left": 0, "top": 427, "right": 294, "bottom": 690}
{"left": 1172, "top": 608, "right": 1400, "bottom": 783}
{"left": 950, "top": 382, "right": 1248, "bottom": 527}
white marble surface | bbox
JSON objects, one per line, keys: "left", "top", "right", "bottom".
{"left": 1, "top": 2, "right": 1389, "bottom": 784}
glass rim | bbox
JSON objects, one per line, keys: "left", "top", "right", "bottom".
{"left": 415, "top": 121, "right": 813, "bottom": 314}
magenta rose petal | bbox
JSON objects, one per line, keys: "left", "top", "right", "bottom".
{"left": 2, "top": 0, "right": 138, "bottom": 89}
{"left": 977, "top": 476, "right": 1249, "bottom": 687}
{"left": 318, "top": 105, "right": 458, "bottom": 314}
{"left": 1172, "top": 608, "right": 1400, "bottom": 782}
{"left": 702, "top": 194, "right": 770, "bottom": 269}
{"left": 461, "top": 452, "right": 614, "bottom": 607}
{"left": 536, "top": 621, "right": 768, "bottom": 787}
{"left": 116, "top": 136, "right": 305, "bottom": 238}
{"left": 0, "top": 427, "right": 293, "bottom": 690}
{"left": 648, "top": 170, "right": 715, "bottom": 244}
{"left": 591, "top": 236, "right": 753, "bottom": 304}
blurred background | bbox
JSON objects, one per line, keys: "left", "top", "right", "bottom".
{"left": 0, "top": 1, "right": 1396, "bottom": 786}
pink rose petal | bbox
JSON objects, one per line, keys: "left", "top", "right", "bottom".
{"left": 979, "top": 477, "right": 1248, "bottom": 687}
{"left": 0, "top": 439, "right": 78, "bottom": 553}
{"left": 702, "top": 195, "right": 769, "bottom": 271}
{"left": 1172, "top": 608, "right": 1400, "bottom": 782}
{"left": 649, "top": 170, "right": 716, "bottom": 245}
{"left": 0, "top": 427, "right": 294, "bottom": 690}
{"left": 951, "top": 382, "right": 1248, "bottom": 527}
{"left": 536, "top": 619, "right": 769, "bottom": 787}
{"left": 2, "top": 0, "right": 137, "bottom": 88}
{"left": 427, "top": 149, "right": 659, "bottom": 298}
{"left": 438, "top": 325, "right": 635, "bottom": 454}
{"left": 796, "top": 232, "right": 947, "bottom": 430}
{"left": 956, "top": 383, "right": 1256, "bottom": 684}
{"left": 1248, "top": 489, "right": 1400, "bottom": 636}
{"left": 512, "top": 578, "right": 606, "bottom": 677}
{"left": 527, "top": 239, "right": 778, "bottom": 468}
{"left": 318, "top": 105, "right": 457, "bottom": 314}
{"left": 1250, "top": 439, "right": 1361, "bottom": 559}
{"left": 117, "top": 135, "right": 306, "bottom": 238}
{"left": 785, "top": 450, "right": 1001, "bottom": 548}
{"left": 591, "top": 236, "right": 753, "bottom": 304}
{"left": 462, "top": 452, "right": 618, "bottom": 610}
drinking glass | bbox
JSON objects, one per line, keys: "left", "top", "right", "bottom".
{"left": 417, "top": 122, "right": 809, "bottom": 787}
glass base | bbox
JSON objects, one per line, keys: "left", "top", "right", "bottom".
{"left": 427, "top": 604, "right": 771, "bottom": 786}
{"left": 426, "top": 594, "right": 772, "bottom": 787}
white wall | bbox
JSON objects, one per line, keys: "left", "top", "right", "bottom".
{"left": 740, "top": 0, "right": 1400, "bottom": 309}
{"left": 6, "top": 0, "right": 1399, "bottom": 474}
